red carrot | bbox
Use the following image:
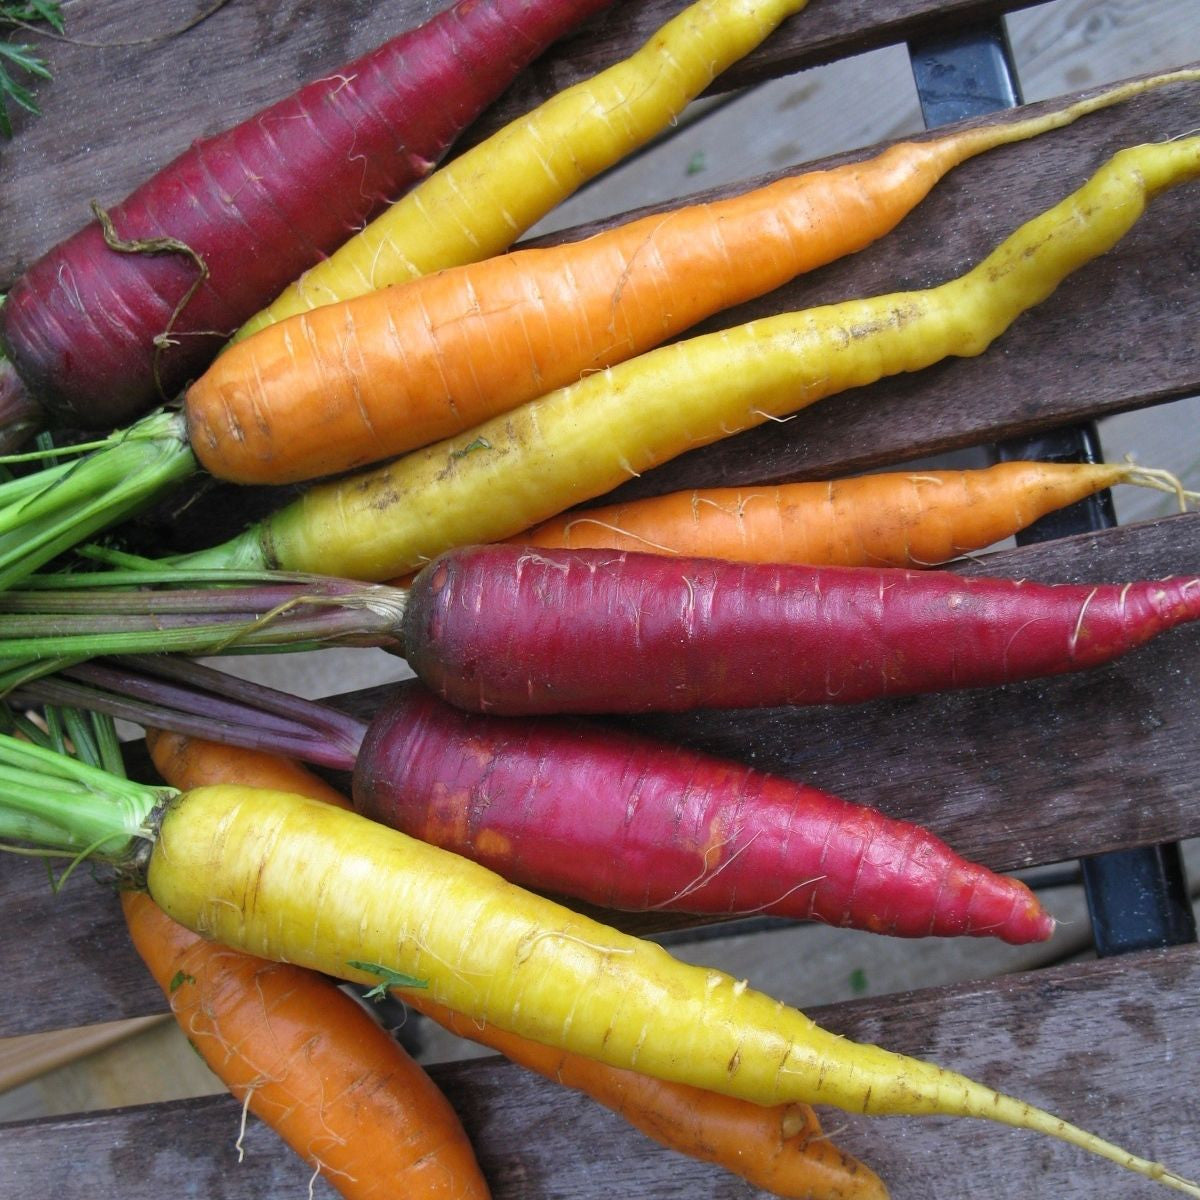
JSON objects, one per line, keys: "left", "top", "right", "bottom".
{"left": 13, "top": 658, "right": 1053, "bottom": 945}
{"left": 0, "top": 0, "right": 610, "bottom": 441}
{"left": 353, "top": 681, "right": 1052, "bottom": 941}
{"left": 401, "top": 544, "right": 1200, "bottom": 715}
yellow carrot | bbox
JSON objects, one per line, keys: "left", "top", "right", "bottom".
{"left": 407, "top": 995, "right": 890, "bottom": 1200}
{"left": 181, "top": 135, "right": 1200, "bottom": 582}
{"left": 236, "top": 0, "right": 810, "bottom": 338}
{"left": 147, "top": 729, "right": 889, "bottom": 1200}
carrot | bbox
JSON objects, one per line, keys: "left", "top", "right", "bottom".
{"left": 0, "top": 0, "right": 613, "bottom": 443}
{"left": 129, "top": 732, "right": 489, "bottom": 1199}
{"left": 3, "top": 733, "right": 1198, "bottom": 1195}
{"left": 122, "top": 891, "right": 491, "bottom": 1200}
{"left": 234, "top": 0, "right": 812, "bottom": 340}
{"left": 170, "top": 134, "right": 1200, "bottom": 584}
{"left": 188, "top": 70, "right": 1198, "bottom": 486}
{"left": 350, "top": 680, "right": 1051, "bottom": 941}
{"left": 15, "top": 658, "right": 1054, "bottom": 943}
{"left": 146, "top": 728, "right": 889, "bottom": 1200}
{"left": 400, "top": 543, "right": 1200, "bottom": 715}
{"left": 407, "top": 994, "right": 890, "bottom": 1200}
{"left": 145, "top": 728, "right": 352, "bottom": 808}
{"left": 512, "top": 460, "right": 1199, "bottom": 567}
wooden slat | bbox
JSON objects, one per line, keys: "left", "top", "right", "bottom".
{"left": 2, "top": 945, "right": 1198, "bottom": 1198}
{"left": 0, "top": 1016, "right": 167, "bottom": 1094}
{"left": 1, "top": 511, "right": 1195, "bottom": 1039}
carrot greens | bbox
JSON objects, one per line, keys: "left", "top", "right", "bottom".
{"left": 0, "top": 2, "right": 62, "bottom": 137}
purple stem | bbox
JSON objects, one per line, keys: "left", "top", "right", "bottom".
{"left": 13, "top": 655, "right": 367, "bottom": 770}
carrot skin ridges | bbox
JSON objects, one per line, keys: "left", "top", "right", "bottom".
{"left": 186, "top": 132, "right": 962, "bottom": 484}
{"left": 121, "top": 891, "right": 491, "bottom": 1200}
{"left": 185, "top": 71, "right": 1200, "bottom": 487}
{"left": 352, "top": 681, "right": 1052, "bottom": 944}
{"left": 227, "top": 135, "right": 1200, "bottom": 584}
{"left": 403, "top": 545, "right": 1200, "bottom": 715}
{"left": 137, "top": 733, "right": 489, "bottom": 1200}
{"left": 0, "top": 0, "right": 611, "bottom": 432}
{"left": 146, "top": 784, "right": 1200, "bottom": 1198}
{"left": 240, "top": 0, "right": 811, "bottom": 338}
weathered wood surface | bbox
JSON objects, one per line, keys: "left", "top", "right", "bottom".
{"left": 3, "top": 946, "right": 1198, "bottom": 1199}
{"left": 2, "top": 510, "right": 1197, "bottom": 1040}
{"left": 2, "top": 0, "right": 1199, "bottom": 1197}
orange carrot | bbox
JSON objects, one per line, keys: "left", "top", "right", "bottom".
{"left": 128, "top": 735, "right": 489, "bottom": 1200}
{"left": 144, "top": 730, "right": 888, "bottom": 1200}
{"left": 512, "top": 459, "right": 1196, "bottom": 567}
{"left": 406, "top": 995, "right": 890, "bottom": 1200}
{"left": 185, "top": 69, "right": 1200, "bottom": 485}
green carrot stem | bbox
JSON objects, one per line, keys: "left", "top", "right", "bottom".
{"left": 0, "top": 731, "right": 168, "bottom": 858}
{"left": 0, "top": 409, "right": 196, "bottom": 590}
{"left": 167, "top": 524, "right": 274, "bottom": 573}
{"left": 15, "top": 557, "right": 352, "bottom": 589}
{"left": 0, "top": 655, "right": 83, "bottom": 695}
{"left": 0, "top": 574, "right": 409, "bottom": 682}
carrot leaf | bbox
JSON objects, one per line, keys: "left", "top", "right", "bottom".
{"left": 347, "top": 961, "right": 429, "bottom": 999}
{"left": 0, "top": 2, "right": 63, "bottom": 138}
{"left": 0, "top": 729, "right": 169, "bottom": 860}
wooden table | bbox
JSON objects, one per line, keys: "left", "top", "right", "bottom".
{"left": 2, "top": 2, "right": 1199, "bottom": 1196}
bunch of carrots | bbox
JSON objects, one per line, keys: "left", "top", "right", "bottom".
{"left": 1, "top": 0, "right": 1199, "bottom": 1197}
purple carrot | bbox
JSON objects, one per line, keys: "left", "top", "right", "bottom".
{"left": 0, "top": 0, "right": 610, "bottom": 441}
{"left": 401, "top": 544, "right": 1200, "bottom": 714}
{"left": 11, "top": 657, "right": 1053, "bottom": 944}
